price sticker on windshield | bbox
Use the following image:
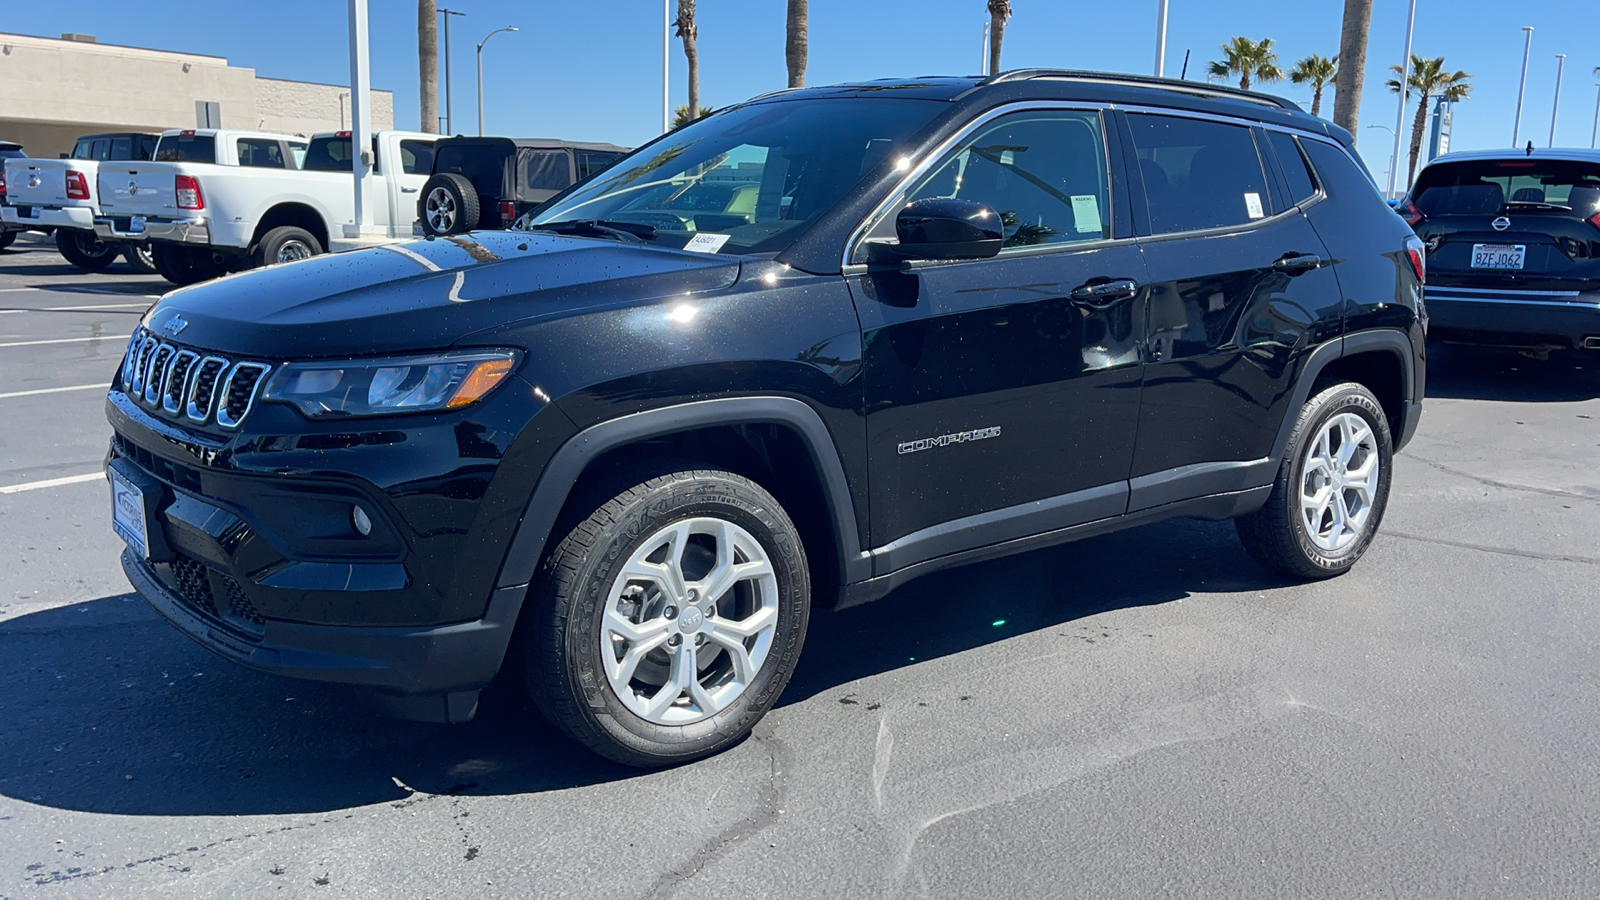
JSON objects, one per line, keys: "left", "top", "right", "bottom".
{"left": 684, "top": 233, "right": 732, "bottom": 254}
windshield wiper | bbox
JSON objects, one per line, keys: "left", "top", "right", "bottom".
{"left": 527, "top": 219, "right": 660, "bottom": 242}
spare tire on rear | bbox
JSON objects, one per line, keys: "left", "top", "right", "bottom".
{"left": 418, "top": 173, "right": 479, "bottom": 236}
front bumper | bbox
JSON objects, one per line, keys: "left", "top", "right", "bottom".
{"left": 1, "top": 204, "right": 93, "bottom": 231}
{"left": 95, "top": 215, "right": 210, "bottom": 245}
{"left": 1424, "top": 285, "right": 1600, "bottom": 349}
{"left": 124, "top": 548, "right": 521, "bottom": 721}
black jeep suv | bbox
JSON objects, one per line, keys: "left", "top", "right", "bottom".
{"left": 106, "top": 71, "right": 1425, "bottom": 766}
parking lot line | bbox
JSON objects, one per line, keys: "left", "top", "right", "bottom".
{"left": 1, "top": 302, "right": 155, "bottom": 312}
{"left": 0, "top": 334, "right": 133, "bottom": 348}
{"left": 0, "top": 383, "right": 105, "bottom": 400}
{"left": 0, "top": 472, "right": 104, "bottom": 494}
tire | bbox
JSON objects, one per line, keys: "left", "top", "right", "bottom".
{"left": 253, "top": 225, "right": 323, "bottom": 268}
{"left": 1235, "top": 381, "right": 1394, "bottom": 579}
{"left": 151, "top": 244, "right": 226, "bottom": 286}
{"left": 122, "top": 243, "right": 158, "bottom": 274}
{"left": 0, "top": 231, "right": 16, "bottom": 251}
{"left": 523, "top": 465, "right": 811, "bottom": 767}
{"left": 55, "top": 229, "right": 118, "bottom": 270}
{"left": 418, "top": 173, "right": 479, "bottom": 236}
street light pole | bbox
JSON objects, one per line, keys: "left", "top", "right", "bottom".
{"left": 1512, "top": 26, "right": 1533, "bottom": 146}
{"left": 439, "top": 7, "right": 465, "bottom": 135}
{"left": 1388, "top": 0, "right": 1417, "bottom": 199}
{"left": 1549, "top": 54, "right": 1566, "bottom": 147}
{"left": 476, "top": 26, "right": 518, "bottom": 137}
{"left": 1154, "top": 0, "right": 1168, "bottom": 78}
{"left": 1592, "top": 82, "right": 1600, "bottom": 149}
{"left": 663, "top": 0, "right": 670, "bottom": 132}
{"left": 982, "top": 22, "right": 989, "bottom": 75}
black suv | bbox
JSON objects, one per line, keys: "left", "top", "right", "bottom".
{"left": 1402, "top": 149, "right": 1600, "bottom": 353}
{"left": 106, "top": 71, "right": 1425, "bottom": 766}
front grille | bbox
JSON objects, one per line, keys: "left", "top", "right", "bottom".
{"left": 167, "top": 551, "right": 266, "bottom": 639}
{"left": 222, "top": 574, "right": 264, "bottom": 626}
{"left": 171, "top": 554, "right": 218, "bottom": 617}
{"left": 120, "top": 326, "right": 271, "bottom": 430}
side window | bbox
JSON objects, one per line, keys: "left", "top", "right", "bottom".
{"left": 237, "top": 138, "right": 286, "bottom": 169}
{"left": 1266, "top": 131, "right": 1318, "bottom": 205}
{"left": 1127, "top": 113, "right": 1274, "bottom": 234}
{"left": 525, "top": 150, "right": 571, "bottom": 190}
{"left": 109, "top": 137, "right": 132, "bottom": 160}
{"left": 577, "top": 151, "right": 620, "bottom": 181}
{"left": 90, "top": 139, "right": 112, "bottom": 161}
{"left": 138, "top": 136, "right": 157, "bottom": 160}
{"left": 399, "top": 140, "right": 435, "bottom": 175}
{"left": 71, "top": 140, "right": 92, "bottom": 159}
{"left": 288, "top": 141, "right": 308, "bottom": 168}
{"left": 903, "top": 109, "right": 1112, "bottom": 248}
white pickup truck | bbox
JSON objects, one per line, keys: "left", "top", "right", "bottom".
{"left": 0, "top": 132, "right": 161, "bottom": 271}
{"left": 97, "top": 129, "right": 437, "bottom": 284}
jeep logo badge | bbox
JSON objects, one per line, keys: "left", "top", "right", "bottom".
{"left": 1491, "top": 216, "right": 1511, "bottom": 231}
{"left": 161, "top": 314, "right": 188, "bottom": 337}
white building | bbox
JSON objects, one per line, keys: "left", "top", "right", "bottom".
{"left": 0, "top": 31, "right": 394, "bottom": 158}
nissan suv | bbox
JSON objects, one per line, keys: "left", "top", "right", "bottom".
{"left": 106, "top": 71, "right": 1425, "bottom": 767}
{"left": 1402, "top": 148, "right": 1600, "bottom": 354}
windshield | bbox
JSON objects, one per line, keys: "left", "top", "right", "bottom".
{"left": 1413, "top": 159, "right": 1600, "bottom": 217}
{"left": 523, "top": 98, "right": 946, "bottom": 256}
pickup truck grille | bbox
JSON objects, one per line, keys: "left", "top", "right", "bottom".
{"left": 120, "top": 327, "right": 271, "bottom": 430}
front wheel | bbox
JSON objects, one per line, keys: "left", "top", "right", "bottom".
{"left": 523, "top": 466, "right": 810, "bottom": 767}
{"left": 55, "top": 230, "right": 117, "bottom": 270}
{"left": 1236, "top": 382, "right": 1394, "bottom": 579}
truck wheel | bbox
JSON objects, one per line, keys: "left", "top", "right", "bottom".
{"left": 122, "top": 243, "right": 158, "bottom": 274}
{"left": 0, "top": 231, "right": 15, "bottom": 251}
{"left": 419, "top": 173, "right": 478, "bottom": 236}
{"left": 524, "top": 465, "right": 810, "bottom": 767}
{"left": 254, "top": 226, "right": 323, "bottom": 268}
{"left": 151, "top": 245, "right": 224, "bottom": 286}
{"left": 55, "top": 230, "right": 118, "bottom": 271}
{"left": 1235, "top": 382, "right": 1394, "bottom": 579}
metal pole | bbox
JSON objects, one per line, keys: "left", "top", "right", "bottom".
{"left": 663, "top": 0, "right": 670, "bottom": 133}
{"left": 475, "top": 26, "right": 517, "bottom": 137}
{"left": 1513, "top": 26, "right": 1533, "bottom": 146}
{"left": 1549, "top": 54, "right": 1566, "bottom": 147}
{"left": 1592, "top": 83, "right": 1599, "bottom": 149}
{"left": 440, "top": 8, "right": 464, "bottom": 135}
{"left": 1154, "top": 0, "right": 1168, "bottom": 78}
{"left": 1388, "top": 0, "right": 1417, "bottom": 198}
{"left": 982, "top": 22, "right": 989, "bottom": 75}
{"left": 347, "top": 0, "right": 373, "bottom": 238}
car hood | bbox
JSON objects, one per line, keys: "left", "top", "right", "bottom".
{"left": 141, "top": 231, "right": 742, "bottom": 359}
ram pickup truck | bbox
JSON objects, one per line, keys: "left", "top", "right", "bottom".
{"left": 98, "top": 130, "right": 436, "bottom": 285}
{"left": 0, "top": 132, "right": 160, "bottom": 270}
{"left": 0, "top": 141, "right": 24, "bottom": 251}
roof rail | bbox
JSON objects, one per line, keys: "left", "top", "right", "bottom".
{"left": 981, "top": 69, "right": 1303, "bottom": 113}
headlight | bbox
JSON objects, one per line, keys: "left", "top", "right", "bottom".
{"left": 261, "top": 349, "right": 520, "bottom": 418}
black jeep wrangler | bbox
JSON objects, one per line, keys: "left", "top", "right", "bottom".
{"left": 107, "top": 71, "right": 1425, "bottom": 767}
{"left": 418, "top": 137, "right": 627, "bottom": 236}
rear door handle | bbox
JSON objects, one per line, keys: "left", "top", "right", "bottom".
{"left": 1272, "top": 253, "right": 1324, "bottom": 273}
{"left": 401, "top": 186, "right": 419, "bottom": 193}
{"left": 1069, "top": 279, "right": 1140, "bottom": 307}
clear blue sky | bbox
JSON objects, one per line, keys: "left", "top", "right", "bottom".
{"left": 16, "top": 1, "right": 1600, "bottom": 187}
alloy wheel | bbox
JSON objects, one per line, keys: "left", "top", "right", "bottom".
{"left": 1300, "top": 411, "right": 1380, "bottom": 553}
{"left": 275, "top": 239, "right": 314, "bottom": 263}
{"left": 426, "top": 188, "right": 457, "bottom": 233}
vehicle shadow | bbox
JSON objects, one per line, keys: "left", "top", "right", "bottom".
{"left": 0, "top": 517, "right": 1283, "bottom": 817}
{"left": 1426, "top": 342, "right": 1600, "bottom": 402}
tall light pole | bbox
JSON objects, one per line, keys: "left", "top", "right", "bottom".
{"left": 1512, "top": 26, "right": 1533, "bottom": 146}
{"left": 982, "top": 21, "right": 990, "bottom": 74}
{"left": 1592, "top": 82, "right": 1600, "bottom": 149}
{"left": 663, "top": 0, "right": 670, "bottom": 132}
{"left": 1154, "top": 0, "right": 1169, "bottom": 77}
{"left": 1387, "top": 0, "right": 1417, "bottom": 199}
{"left": 1549, "top": 54, "right": 1566, "bottom": 147}
{"left": 476, "top": 26, "right": 518, "bottom": 137}
{"left": 439, "top": 7, "right": 465, "bottom": 135}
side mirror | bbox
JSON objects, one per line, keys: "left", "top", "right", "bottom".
{"left": 882, "top": 198, "right": 1003, "bottom": 261}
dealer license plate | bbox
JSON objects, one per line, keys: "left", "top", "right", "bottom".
{"left": 109, "top": 467, "right": 149, "bottom": 558}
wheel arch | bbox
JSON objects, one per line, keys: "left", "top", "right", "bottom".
{"left": 493, "top": 397, "right": 870, "bottom": 599}
{"left": 249, "top": 203, "right": 329, "bottom": 252}
{"left": 1271, "top": 329, "right": 1419, "bottom": 462}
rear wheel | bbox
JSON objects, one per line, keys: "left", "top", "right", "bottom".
{"left": 1236, "top": 382, "right": 1393, "bottom": 578}
{"left": 0, "top": 231, "right": 16, "bottom": 251}
{"left": 523, "top": 466, "right": 810, "bottom": 767}
{"left": 253, "top": 226, "right": 322, "bottom": 268}
{"left": 151, "top": 244, "right": 227, "bottom": 286}
{"left": 122, "top": 243, "right": 157, "bottom": 274}
{"left": 419, "top": 173, "right": 479, "bottom": 236}
{"left": 55, "top": 230, "right": 117, "bottom": 270}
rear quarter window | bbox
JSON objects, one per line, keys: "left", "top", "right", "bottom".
{"left": 1266, "top": 131, "right": 1319, "bottom": 205}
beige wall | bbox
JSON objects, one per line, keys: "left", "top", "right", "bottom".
{"left": 0, "top": 32, "right": 393, "bottom": 157}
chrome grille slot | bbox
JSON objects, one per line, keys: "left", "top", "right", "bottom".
{"left": 117, "top": 327, "right": 272, "bottom": 430}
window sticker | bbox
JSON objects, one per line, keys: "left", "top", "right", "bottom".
{"left": 1244, "top": 192, "right": 1265, "bottom": 219}
{"left": 1071, "top": 195, "right": 1103, "bottom": 234}
{"left": 683, "top": 233, "right": 732, "bottom": 253}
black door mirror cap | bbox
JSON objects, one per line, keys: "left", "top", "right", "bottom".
{"left": 883, "top": 198, "right": 1004, "bottom": 262}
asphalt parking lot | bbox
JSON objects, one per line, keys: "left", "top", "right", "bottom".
{"left": 1, "top": 231, "right": 1598, "bottom": 899}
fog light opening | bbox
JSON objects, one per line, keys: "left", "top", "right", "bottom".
{"left": 352, "top": 505, "right": 373, "bottom": 536}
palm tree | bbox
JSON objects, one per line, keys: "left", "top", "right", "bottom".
{"left": 1332, "top": 0, "right": 1372, "bottom": 140}
{"left": 418, "top": 0, "right": 438, "bottom": 133}
{"left": 786, "top": 0, "right": 808, "bottom": 88}
{"left": 1387, "top": 54, "right": 1471, "bottom": 186}
{"left": 674, "top": 0, "right": 700, "bottom": 120}
{"left": 672, "top": 104, "right": 717, "bottom": 129}
{"left": 1290, "top": 54, "right": 1338, "bottom": 118}
{"left": 987, "top": 0, "right": 1011, "bottom": 75}
{"left": 1208, "top": 37, "right": 1284, "bottom": 91}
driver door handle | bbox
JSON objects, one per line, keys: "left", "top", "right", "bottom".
{"left": 1069, "top": 279, "right": 1140, "bottom": 307}
{"left": 401, "top": 186, "right": 419, "bottom": 193}
{"left": 1272, "top": 253, "right": 1324, "bottom": 273}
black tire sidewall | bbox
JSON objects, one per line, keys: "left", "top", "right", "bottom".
{"left": 255, "top": 226, "right": 322, "bottom": 268}
{"left": 420, "top": 173, "right": 479, "bottom": 236}
{"left": 0, "top": 231, "right": 15, "bottom": 251}
{"left": 539, "top": 472, "right": 809, "bottom": 765}
{"left": 122, "top": 243, "right": 156, "bottom": 273}
{"left": 56, "top": 230, "right": 116, "bottom": 270}
{"left": 1283, "top": 385, "right": 1394, "bottom": 575}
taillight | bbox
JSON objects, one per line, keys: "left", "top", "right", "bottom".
{"left": 1398, "top": 198, "right": 1424, "bottom": 227}
{"left": 0, "top": 170, "right": 7, "bottom": 199}
{"left": 1588, "top": 211, "right": 1600, "bottom": 233}
{"left": 175, "top": 175, "right": 204, "bottom": 210}
{"left": 1404, "top": 238, "right": 1426, "bottom": 283}
{"left": 499, "top": 201, "right": 516, "bottom": 224}
{"left": 65, "top": 170, "right": 90, "bottom": 201}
